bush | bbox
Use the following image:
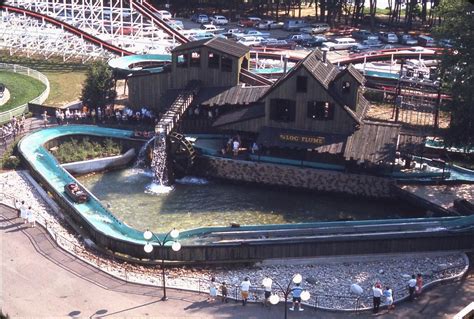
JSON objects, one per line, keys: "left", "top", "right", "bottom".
{"left": 0, "top": 138, "right": 21, "bottom": 170}
{"left": 364, "top": 90, "right": 385, "bottom": 103}
{"left": 54, "top": 137, "right": 122, "bottom": 164}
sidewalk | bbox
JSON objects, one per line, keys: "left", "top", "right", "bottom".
{"left": 0, "top": 204, "right": 472, "bottom": 318}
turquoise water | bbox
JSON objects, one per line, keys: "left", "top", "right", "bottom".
{"left": 77, "top": 168, "right": 427, "bottom": 233}
{"left": 18, "top": 125, "right": 474, "bottom": 243}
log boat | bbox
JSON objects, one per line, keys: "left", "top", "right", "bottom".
{"left": 64, "top": 182, "right": 89, "bottom": 203}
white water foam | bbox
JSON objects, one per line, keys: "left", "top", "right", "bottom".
{"left": 145, "top": 182, "right": 174, "bottom": 195}
{"left": 175, "top": 176, "right": 209, "bottom": 185}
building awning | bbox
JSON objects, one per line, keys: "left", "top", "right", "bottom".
{"left": 257, "top": 126, "right": 347, "bottom": 154}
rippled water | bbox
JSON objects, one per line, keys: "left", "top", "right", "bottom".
{"left": 77, "top": 168, "right": 427, "bottom": 233}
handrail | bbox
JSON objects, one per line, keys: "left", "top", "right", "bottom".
{"left": 0, "top": 63, "right": 50, "bottom": 124}
{"left": 0, "top": 190, "right": 467, "bottom": 311}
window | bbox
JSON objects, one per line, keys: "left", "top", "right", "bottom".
{"left": 270, "top": 99, "right": 296, "bottom": 122}
{"left": 342, "top": 81, "right": 351, "bottom": 94}
{"left": 208, "top": 52, "right": 219, "bottom": 69}
{"left": 296, "top": 76, "right": 308, "bottom": 93}
{"left": 177, "top": 53, "right": 188, "bottom": 68}
{"left": 307, "top": 101, "right": 334, "bottom": 120}
{"left": 190, "top": 51, "right": 201, "bottom": 67}
{"left": 221, "top": 56, "right": 233, "bottom": 72}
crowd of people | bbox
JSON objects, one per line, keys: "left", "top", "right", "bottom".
{"left": 42, "top": 106, "right": 157, "bottom": 127}
{"left": 221, "top": 135, "right": 260, "bottom": 158}
{"left": 1, "top": 114, "right": 26, "bottom": 145}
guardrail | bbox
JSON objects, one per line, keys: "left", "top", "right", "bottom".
{"left": 0, "top": 63, "right": 50, "bottom": 124}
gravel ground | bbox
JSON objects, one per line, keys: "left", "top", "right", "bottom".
{"left": 0, "top": 170, "right": 468, "bottom": 311}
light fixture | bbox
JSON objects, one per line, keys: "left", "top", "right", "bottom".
{"left": 293, "top": 273, "right": 302, "bottom": 284}
{"left": 300, "top": 290, "right": 311, "bottom": 301}
{"left": 144, "top": 242, "right": 153, "bottom": 253}
{"left": 269, "top": 294, "right": 280, "bottom": 305}
{"left": 170, "top": 228, "right": 180, "bottom": 239}
{"left": 144, "top": 229, "right": 153, "bottom": 240}
{"left": 171, "top": 241, "right": 181, "bottom": 252}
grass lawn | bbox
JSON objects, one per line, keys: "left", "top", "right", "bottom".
{"left": 0, "top": 71, "right": 46, "bottom": 113}
{"left": 0, "top": 53, "right": 87, "bottom": 107}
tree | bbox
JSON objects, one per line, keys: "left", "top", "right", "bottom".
{"left": 81, "top": 60, "right": 116, "bottom": 111}
{"left": 433, "top": 0, "right": 474, "bottom": 150}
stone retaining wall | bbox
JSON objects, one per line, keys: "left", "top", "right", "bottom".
{"left": 194, "top": 155, "right": 395, "bottom": 198}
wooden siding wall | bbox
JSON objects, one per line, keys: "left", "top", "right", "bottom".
{"left": 332, "top": 73, "right": 360, "bottom": 111}
{"left": 264, "top": 68, "right": 357, "bottom": 135}
{"left": 171, "top": 49, "right": 246, "bottom": 88}
{"left": 128, "top": 72, "right": 172, "bottom": 110}
{"left": 216, "top": 116, "right": 265, "bottom": 133}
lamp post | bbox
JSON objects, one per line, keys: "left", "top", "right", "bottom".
{"left": 143, "top": 228, "right": 181, "bottom": 301}
{"left": 264, "top": 274, "right": 311, "bottom": 319}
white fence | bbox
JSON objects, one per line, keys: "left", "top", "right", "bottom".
{"left": 0, "top": 63, "right": 50, "bottom": 124}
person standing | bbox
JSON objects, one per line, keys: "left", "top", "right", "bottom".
{"left": 42, "top": 111, "right": 48, "bottom": 127}
{"left": 384, "top": 286, "right": 395, "bottom": 311}
{"left": 240, "top": 277, "right": 251, "bottom": 306}
{"left": 232, "top": 139, "right": 240, "bottom": 157}
{"left": 220, "top": 282, "right": 228, "bottom": 303}
{"left": 289, "top": 282, "right": 304, "bottom": 311}
{"left": 408, "top": 275, "right": 417, "bottom": 301}
{"left": 262, "top": 279, "right": 272, "bottom": 307}
{"left": 208, "top": 277, "right": 217, "bottom": 302}
{"left": 372, "top": 283, "right": 383, "bottom": 314}
{"left": 26, "top": 206, "right": 35, "bottom": 227}
{"left": 415, "top": 274, "right": 423, "bottom": 297}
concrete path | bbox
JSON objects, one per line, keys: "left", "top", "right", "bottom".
{"left": 0, "top": 204, "right": 473, "bottom": 318}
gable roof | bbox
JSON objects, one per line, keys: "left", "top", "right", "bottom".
{"left": 334, "top": 64, "right": 366, "bottom": 85}
{"left": 171, "top": 37, "right": 250, "bottom": 58}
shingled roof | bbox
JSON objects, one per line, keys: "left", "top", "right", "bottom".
{"left": 334, "top": 64, "right": 366, "bottom": 85}
{"left": 171, "top": 37, "right": 249, "bottom": 58}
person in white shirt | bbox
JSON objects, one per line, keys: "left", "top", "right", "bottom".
{"left": 384, "top": 286, "right": 395, "bottom": 310}
{"left": 232, "top": 140, "right": 240, "bottom": 157}
{"left": 372, "top": 283, "right": 383, "bottom": 314}
{"left": 240, "top": 277, "right": 251, "bottom": 306}
{"left": 408, "top": 275, "right": 417, "bottom": 301}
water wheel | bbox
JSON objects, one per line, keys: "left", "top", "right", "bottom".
{"left": 168, "top": 132, "right": 196, "bottom": 179}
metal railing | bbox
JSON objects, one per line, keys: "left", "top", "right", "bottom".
{"left": 0, "top": 190, "right": 468, "bottom": 311}
{"left": 0, "top": 63, "right": 50, "bottom": 124}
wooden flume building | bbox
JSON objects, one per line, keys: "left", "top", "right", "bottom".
{"left": 128, "top": 38, "right": 400, "bottom": 167}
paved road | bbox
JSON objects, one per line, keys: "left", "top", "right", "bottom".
{"left": 0, "top": 205, "right": 472, "bottom": 318}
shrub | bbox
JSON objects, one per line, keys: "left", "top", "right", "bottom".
{"left": 54, "top": 137, "right": 122, "bottom": 163}
{"left": 0, "top": 138, "right": 21, "bottom": 170}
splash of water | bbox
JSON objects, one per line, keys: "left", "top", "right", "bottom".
{"left": 133, "top": 136, "right": 156, "bottom": 168}
{"left": 175, "top": 176, "right": 209, "bottom": 185}
{"left": 145, "top": 182, "right": 174, "bottom": 194}
{"left": 151, "top": 132, "right": 170, "bottom": 186}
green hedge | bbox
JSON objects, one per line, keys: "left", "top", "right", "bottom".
{"left": 52, "top": 137, "right": 123, "bottom": 164}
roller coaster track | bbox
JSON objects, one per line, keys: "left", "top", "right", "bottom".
{"left": 129, "top": 0, "right": 189, "bottom": 44}
{"left": 0, "top": 4, "right": 133, "bottom": 57}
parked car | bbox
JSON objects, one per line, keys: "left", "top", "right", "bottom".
{"left": 362, "top": 36, "right": 382, "bottom": 47}
{"left": 417, "top": 35, "right": 436, "bottom": 47}
{"left": 332, "top": 25, "right": 357, "bottom": 36}
{"left": 352, "top": 30, "right": 374, "bottom": 40}
{"left": 286, "top": 33, "right": 313, "bottom": 45}
{"left": 237, "top": 36, "right": 265, "bottom": 46}
{"left": 399, "top": 34, "right": 418, "bottom": 45}
{"left": 232, "top": 29, "right": 270, "bottom": 39}
{"left": 154, "top": 10, "right": 172, "bottom": 21}
{"left": 260, "top": 39, "right": 297, "bottom": 50}
{"left": 200, "top": 24, "right": 225, "bottom": 33}
{"left": 257, "top": 20, "right": 284, "bottom": 30}
{"left": 322, "top": 37, "right": 357, "bottom": 50}
{"left": 210, "top": 15, "right": 229, "bottom": 25}
{"left": 301, "top": 35, "right": 327, "bottom": 47}
{"left": 221, "top": 28, "right": 243, "bottom": 38}
{"left": 438, "top": 38, "right": 453, "bottom": 48}
{"left": 379, "top": 32, "right": 398, "bottom": 43}
{"left": 167, "top": 19, "right": 184, "bottom": 30}
{"left": 300, "top": 23, "right": 330, "bottom": 34}
{"left": 191, "top": 14, "right": 209, "bottom": 24}
{"left": 283, "top": 19, "right": 309, "bottom": 31}
{"left": 238, "top": 17, "right": 261, "bottom": 27}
